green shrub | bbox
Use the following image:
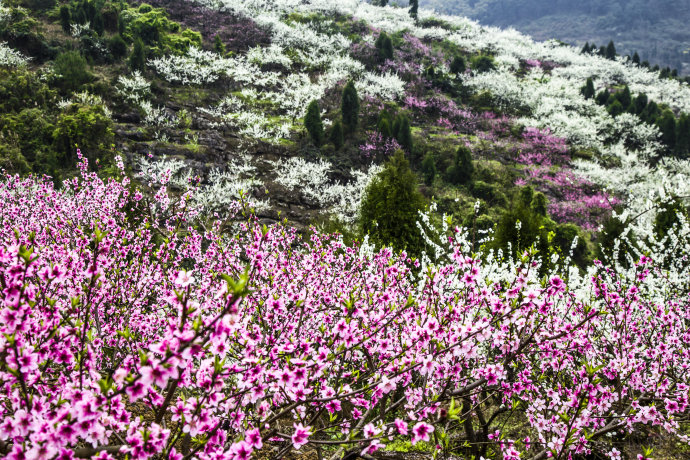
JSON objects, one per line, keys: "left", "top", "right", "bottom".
{"left": 53, "top": 51, "right": 93, "bottom": 93}
{"left": 329, "top": 120, "right": 344, "bottom": 150}
{"left": 304, "top": 100, "right": 324, "bottom": 146}
{"left": 53, "top": 103, "right": 114, "bottom": 168}
{"left": 446, "top": 145, "right": 474, "bottom": 185}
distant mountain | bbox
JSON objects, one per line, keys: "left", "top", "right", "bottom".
{"left": 419, "top": 0, "right": 690, "bottom": 73}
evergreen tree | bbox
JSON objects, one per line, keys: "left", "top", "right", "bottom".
{"left": 329, "top": 120, "right": 344, "bottom": 150}
{"left": 581, "top": 77, "right": 595, "bottom": 99}
{"left": 408, "top": 0, "right": 418, "bottom": 20}
{"left": 446, "top": 145, "right": 474, "bottom": 185}
{"left": 304, "top": 100, "right": 324, "bottom": 146}
{"left": 420, "top": 153, "right": 436, "bottom": 186}
{"left": 581, "top": 42, "right": 590, "bottom": 54}
{"left": 391, "top": 115, "right": 401, "bottom": 140}
{"left": 617, "top": 85, "right": 631, "bottom": 108}
{"left": 341, "top": 80, "right": 359, "bottom": 134}
{"left": 214, "top": 35, "right": 226, "bottom": 55}
{"left": 396, "top": 115, "right": 413, "bottom": 153}
{"left": 378, "top": 118, "right": 392, "bottom": 139}
{"left": 605, "top": 40, "right": 616, "bottom": 60}
{"left": 657, "top": 109, "right": 677, "bottom": 149}
{"left": 375, "top": 33, "right": 393, "bottom": 61}
{"left": 530, "top": 192, "right": 548, "bottom": 217}
{"left": 92, "top": 13, "right": 104, "bottom": 36}
{"left": 676, "top": 113, "right": 690, "bottom": 157}
{"left": 632, "top": 51, "right": 640, "bottom": 65}
{"left": 641, "top": 100, "right": 660, "bottom": 124}
{"left": 359, "top": 150, "right": 426, "bottom": 256}
{"left": 108, "top": 35, "right": 128, "bottom": 61}
{"left": 595, "top": 90, "right": 609, "bottom": 106}
{"left": 599, "top": 45, "right": 606, "bottom": 56}
{"left": 59, "top": 5, "right": 71, "bottom": 33}
{"left": 607, "top": 100, "right": 624, "bottom": 117}
{"left": 450, "top": 55, "right": 466, "bottom": 74}
{"left": 129, "top": 38, "right": 147, "bottom": 72}
{"left": 633, "top": 93, "right": 648, "bottom": 115}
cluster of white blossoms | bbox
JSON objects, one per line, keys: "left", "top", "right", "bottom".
{"left": 272, "top": 157, "right": 382, "bottom": 223}
{"left": 0, "top": 42, "right": 27, "bottom": 67}
{"left": 116, "top": 71, "right": 151, "bottom": 106}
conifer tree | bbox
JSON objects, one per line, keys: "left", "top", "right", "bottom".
{"left": 408, "top": 0, "right": 418, "bottom": 20}
{"left": 59, "top": 5, "right": 71, "bottom": 33}
{"left": 214, "top": 35, "right": 226, "bottom": 55}
{"left": 530, "top": 192, "right": 548, "bottom": 217}
{"left": 617, "top": 85, "right": 631, "bottom": 108}
{"left": 599, "top": 45, "right": 607, "bottom": 56}
{"left": 608, "top": 100, "right": 624, "bottom": 117}
{"left": 657, "top": 109, "right": 677, "bottom": 149}
{"left": 129, "top": 38, "right": 146, "bottom": 72}
{"left": 329, "top": 120, "right": 344, "bottom": 150}
{"left": 396, "top": 115, "right": 413, "bottom": 153}
{"left": 676, "top": 113, "right": 690, "bottom": 157}
{"left": 375, "top": 33, "right": 393, "bottom": 61}
{"left": 581, "top": 42, "right": 590, "bottom": 54}
{"left": 304, "top": 100, "right": 324, "bottom": 146}
{"left": 360, "top": 150, "right": 425, "bottom": 256}
{"left": 605, "top": 40, "right": 616, "bottom": 60}
{"left": 378, "top": 117, "right": 392, "bottom": 139}
{"left": 450, "top": 55, "right": 466, "bottom": 74}
{"left": 341, "top": 80, "right": 359, "bottom": 134}
{"left": 632, "top": 51, "right": 640, "bottom": 65}
{"left": 641, "top": 100, "right": 660, "bottom": 124}
{"left": 446, "top": 145, "right": 474, "bottom": 185}
{"left": 633, "top": 93, "right": 648, "bottom": 115}
{"left": 595, "top": 90, "right": 609, "bottom": 106}
{"left": 581, "top": 77, "right": 595, "bottom": 99}
{"left": 421, "top": 154, "right": 436, "bottom": 186}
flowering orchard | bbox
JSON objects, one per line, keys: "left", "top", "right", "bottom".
{"left": 1, "top": 156, "right": 690, "bottom": 460}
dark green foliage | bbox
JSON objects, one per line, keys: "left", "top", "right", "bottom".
{"left": 391, "top": 115, "right": 401, "bottom": 140}
{"left": 329, "top": 120, "right": 344, "bottom": 150}
{"left": 59, "top": 5, "right": 71, "bottom": 33}
{"left": 595, "top": 90, "right": 609, "bottom": 105}
{"left": 108, "top": 35, "right": 128, "bottom": 60}
{"left": 341, "top": 80, "right": 359, "bottom": 134}
{"left": 0, "top": 137, "right": 30, "bottom": 175}
{"left": 450, "top": 55, "right": 466, "bottom": 74}
{"left": 617, "top": 85, "right": 631, "bottom": 108}
{"left": 375, "top": 32, "right": 393, "bottom": 61}
{"left": 530, "top": 192, "right": 548, "bottom": 217}
{"left": 395, "top": 115, "right": 413, "bottom": 153}
{"left": 581, "top": 42, "right": 590, "bottom": 53}
{"left": 656, "top": 109, "right": 677, "bottom": 149}
{"left": 0, "top": 69, "right": 55, "bottom": 113}
{"left": 360, "top": 150, "right": 426, "bottom": 256}
{"left": 409, "top": 0, "right": 418, "bottom": 20}
{"left": 129, "top": 38, "right": 146, "bottom": 71}
{"left": 377, "top": 118, "right": 392, "bottom": 139}
{"left": 632, "top": 51, "right": 640, "bottom": 65}
{"left": 304, "top": 100, "right": 324, "bottom": 146}
{"left": 53, "top": 103, "right": 114, "bottom": 168}
{"left": 214, "top": 35, "right": 225, "bottom": 55}
{"left": 641, "top": 100, "right": 659, "bottom": 124}
{"left": 471, "top": 55, "right": 495, "bottom": 73}
{"left": 581, "top": 77, "right": 595, "bottom": 99}
{"left": 0, "top": 109, "right": 55, "bottom": 166}
{"left": 53, "top": 51, "right": 93, "bottom": 94}
{"left": 421, "top": 153, "right": 436, "bottom": 185}
{"left": 676, "top": 113, "right": 690, "bottom": 157}
{"left": 633, "top": 93, "right": 648, "bottom": 115}
{"left": 92, "top": 12, "right": 105, "bottom": 36}
{"left": 605, "top": 40, "right": 616, "bottom": 59}
{"left": 607, "top": 100, "right": 624, "bottom": 117}
{"left": 554, "top": 223, "right": 590, "bottom": 268}
{"left": 445, "top": 145, "right": 474, "bottom": 185}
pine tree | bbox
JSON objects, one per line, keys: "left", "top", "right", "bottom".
{"left": 450, "top": 55, "right": 466, "bottom": 74}
{"left": 530, "top": 192, "right": 548, "bottom": 217}
{"left": 657, "top": 109, "right": 677, "bottom": 149}
{"left": 396, "top": 115, "right": 413, "bottom": 153}
{"left": 129, "top": 38, "right": 146, "bottom": 72}
{"left": 408, "top": 0, "right": 418, "bottom": 20}
{"left": 633, "top": 93, "right": 648, "bottom": 115}
{"left": 391, "top": 115, "right": 401, "bottom": 140}
{"left": 581, "top": 77, "right": 595, "bottom": 99}
{"left": 676, "top": 113, "right": 690, "bottom": 157}
{"left": 214, "top": 35, "right": 226, "bottom": 55}
{"left": 617, "top": 85, "right": 631, "bottom": 108}
{"left": 341, "top": 80, "right": 359, "bottom": 134}
{"left": 608, "top": 100, "right": 624, "bottom": 117}
{"left": 304, "top": 100, "right": 324, "bottom": 146}
{"left": 92, "top": 13, "right": 104, "bottom": 36}
{"left": 378, "top": 118, "right": 392, "bottom": 139}
{"left": 599, "top": 45, "right": 607, "bottom": 56}
{"left": 632, "top": 51, "right": 640, "bottom": 65}
{"left": 581, "top": 42, "right": 590, "bottom": 54}
{"left": 595, "top": 90, "right": 609, "bottom": 106}
{"left": 641, "top": 100, "right": 659, "bottom": 124}
{"left": 329, "top": 120, "right": 344, "bottom": 150}
{"left": 446, "top": 145, "right": 474, "bottom": 185}
{"left": 359, "top": 150, "right": 426, "bottom": 256}
{"left": 375, "top": 33, "right": 393, "bottom": 61}
{"left": 421, "top": 154, "right": 436, "bottom": 186}
{"left": 59, "top": 5, "right": 71, "bottom": 33}
{"left": 605, "top": 40, "right": 617, "bottom": 60}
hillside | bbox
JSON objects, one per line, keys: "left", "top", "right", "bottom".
{"left": 2, "top": 1, "right": 690, "bottom": 459}
{"left": 419, "top": 0, "right": 690, "bottom": 75}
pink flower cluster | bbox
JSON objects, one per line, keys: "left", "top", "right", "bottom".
{"left": 359, "top": 131, "right": 401, "bottom": 159}
{"left": 0, "top": 157, "right": 687, "bottom": 460}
